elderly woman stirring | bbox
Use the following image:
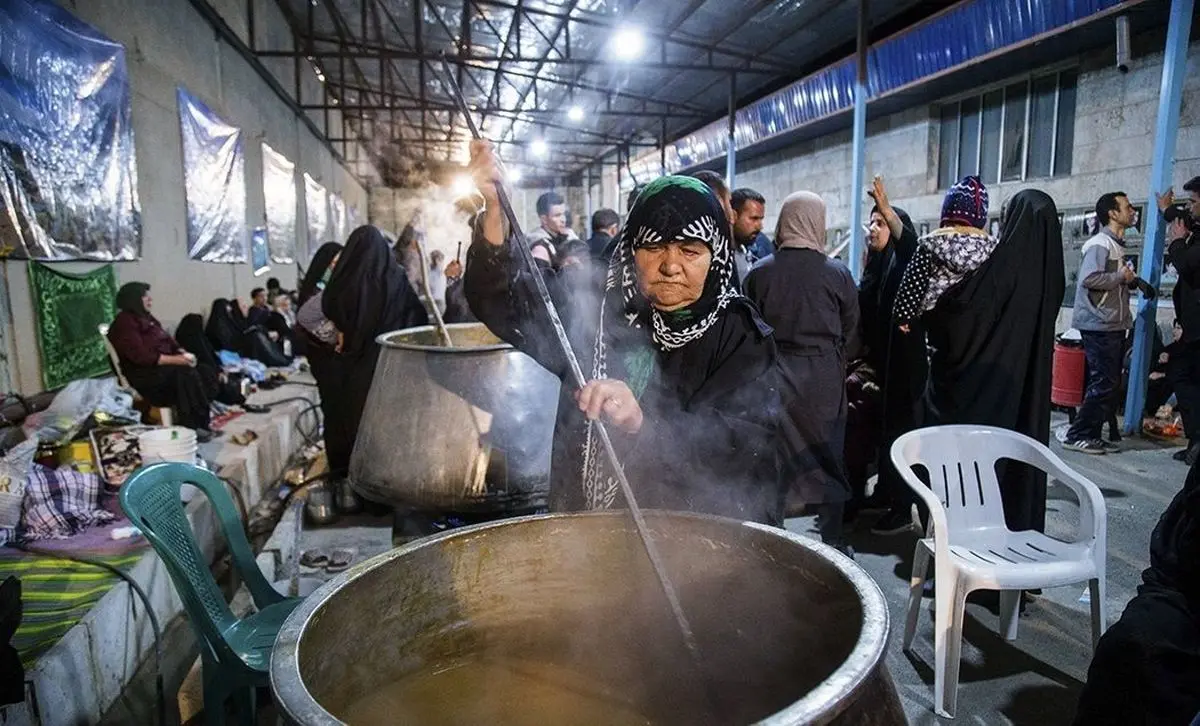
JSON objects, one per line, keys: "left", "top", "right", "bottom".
{"left": 465, "top": 142, "right": 785, "bottom": 524}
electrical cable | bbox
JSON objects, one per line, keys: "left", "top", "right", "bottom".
{"left": 0, "top": 392, "right": 33, "bottom": 428}
{"left": 16, "top": 544, "right": 166, "bottom": 726}
{"left": 293, "top": 402, "right": 323, "bottom": 448}
{"left": 7, "top": 384, "right": 325, "bottom": 726}
{"left": 241, "top": 396, "right": 316, "bottom": 411}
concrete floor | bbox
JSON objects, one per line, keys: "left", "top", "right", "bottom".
{"left": 100, "top": 414, "right": 1184, "bottom": 726}
{"left": 794, "top": 413, "right": 1181, "bottom": 725}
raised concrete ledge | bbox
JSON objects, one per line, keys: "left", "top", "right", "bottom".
{"left": 1, "top": 380, "right": 317, "bottom": 726}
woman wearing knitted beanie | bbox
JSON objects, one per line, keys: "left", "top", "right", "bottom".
{"left": 892, "top": 175, "right": 998, "bottom": 328}
{"left": 891, "top": 182, "right": 1066, "bottom": 537}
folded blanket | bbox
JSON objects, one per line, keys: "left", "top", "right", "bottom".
{"left": 20, "top": 464, "right": 114, "bottom": 542}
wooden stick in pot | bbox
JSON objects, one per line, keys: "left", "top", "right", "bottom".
{"left": 414, "top": 235, "right": 454, "bottom": 348}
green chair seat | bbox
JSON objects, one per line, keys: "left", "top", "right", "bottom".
{"left": 221, "top": 598, "right": 299, "bottom": 673}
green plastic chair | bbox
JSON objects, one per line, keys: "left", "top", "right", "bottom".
{"left": 119, "top": 462, "right": 301, "bottom": 725}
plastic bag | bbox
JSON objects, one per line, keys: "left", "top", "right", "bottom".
{"left": 22, "top": 378, "right": 137, "bottom": 444}
{"left": 217, "top": 350, "right": 268, "bottom": 382}
{"left": 0, "top": 437, "right": 38, "bottom": 530}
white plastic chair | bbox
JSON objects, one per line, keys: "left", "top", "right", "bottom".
{"left": 890, "top": 425, "right": 1107, "bottom": 719}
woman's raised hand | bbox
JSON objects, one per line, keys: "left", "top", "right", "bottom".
{"left": 469, "top": 139, "right": 507, "bottom": 247}
{"left": 469, "top": 140, "right": 503, "bottom": 206}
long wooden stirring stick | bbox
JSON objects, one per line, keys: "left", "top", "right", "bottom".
{"left": 414, "top": 235, "right": 453, "bottom": 347}
{"left": 434, "top": 54, "right": 710, "bottom": 683}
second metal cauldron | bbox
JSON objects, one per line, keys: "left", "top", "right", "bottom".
{"left": 271, "top": 511, "right": 906, "bottom": 725}
{"left": 349, "top": 322, "right": 560, "bottom": 514}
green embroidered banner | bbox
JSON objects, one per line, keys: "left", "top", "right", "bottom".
{"left": 28, "top": 262, "right": 117, "bottom": 389}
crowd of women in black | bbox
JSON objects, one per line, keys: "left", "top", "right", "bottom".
{"left": 107, "top": 227, "right": 429, "bottom": 469}
{"left": 106, "top": 285, "right": 295, "bottom": 441}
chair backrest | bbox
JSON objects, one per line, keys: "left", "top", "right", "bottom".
{"left": 97, "top": 323, "right": 131, "bottom": 389}
{"left": 119, "top": 462, "right": 279, "bottom": 664}
{"left": 891, "top": 425, "right": 1033, "bottom": 537}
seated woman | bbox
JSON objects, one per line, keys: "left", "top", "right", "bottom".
{"left": 205, "top": 298, "right": 247, "bottom": 353}
{"left": 262, "top": 294, "right": 296, "bottom": 356}
{"left": 107, "top": 283, "right": 218, "bottom": 441}
{"left": 1074, "top": 462, "right": 1200, "bottom": 725}
{"left": 175, "top": 313, "right": 253, "bottom": 409}
{"left": 465, "top": 142, "right": 784, "bottom": 524}
{"left": 205, "top": 297, "right": 292, "bottom": 367}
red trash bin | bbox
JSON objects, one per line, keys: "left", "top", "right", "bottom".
{"left": 1052, "top": 339, "right": 1086, "bottom": 408}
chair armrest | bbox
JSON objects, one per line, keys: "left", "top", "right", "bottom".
{"left": 890, "top": 443, "right": 952, "bottom": 561}
{"left": 1013, "top": 445, "right": 1107, "bottom": 545}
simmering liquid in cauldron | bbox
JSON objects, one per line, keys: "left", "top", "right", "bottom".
{"left": 339, "top": 655, "right": 658, "bottom": 726}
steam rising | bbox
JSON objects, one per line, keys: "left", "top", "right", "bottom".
{"left": 370, "top": 181, "right": 475, "bottom": 266}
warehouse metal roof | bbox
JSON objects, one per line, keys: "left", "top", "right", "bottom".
{"left": 261, "top": 0, "right": 946, "bottom": 184}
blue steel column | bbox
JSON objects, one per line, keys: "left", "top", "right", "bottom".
{"left": 585, "top": 165, "right": 594, "bottom": 228}
{"left": 1124, "top": 0, "right": 1195, "bottom": 433}
{"left": 848, "top": 0, "right": 869, "bottom": 281}
{"left": 725, "top": 73, "right": 737, "bottom": 188}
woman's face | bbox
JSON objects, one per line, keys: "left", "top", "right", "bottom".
{"left": 634, "top": 239, "right": 712, "bottom": 312}
{"left": 141, "top": 293, "right": 153, "bottom": 312}
{"left": 867, "top": 211, "right": 891, "bottom": 251}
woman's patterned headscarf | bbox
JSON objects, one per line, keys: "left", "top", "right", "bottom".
{"left": 581, "top": 175, "right": 743, "bottom": 509}
{"left": 600, "top": 174, "right": 741, "bottom": 352}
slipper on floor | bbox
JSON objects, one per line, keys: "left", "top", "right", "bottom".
{"left": 230, "top": 430, "right": 258, "bottom": 446}
{"left": 325, "top": 549, "right": 354, "bottom": 573}
{"left": 299, "top": 550, "right": 329, "bottom": 568}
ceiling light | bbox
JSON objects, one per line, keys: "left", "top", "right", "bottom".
{"left": 612, "top": 27, "right": 645, "bottom": 60}
{"left": 508, "top": 167, "right": 523, "bottom": 183}
{"left": 530, "top": 139, "right": 548, "bottom": 158}
{"left": 567, "top": 105, "right": 584, "bottom": 122}
{"left": 451, "top": 174, "right": 474, "bottom": 197}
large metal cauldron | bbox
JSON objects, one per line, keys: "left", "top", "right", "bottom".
{"left": 349, "top": 323, "right": 560, "bottom": 514}
{"left": 271, "top": 512, "right": 905, "bottom": 725}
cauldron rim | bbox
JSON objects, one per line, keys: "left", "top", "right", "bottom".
{"left": 270, "top": 510, "right": 891, "bottom": 726}
{"left": 377, "top": 322, "right": 511, "bottom": 353}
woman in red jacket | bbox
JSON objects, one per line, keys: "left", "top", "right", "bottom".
{"left": 107, "top": 282, "right": 217, "bottom": 441}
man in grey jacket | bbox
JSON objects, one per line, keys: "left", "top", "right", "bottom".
{"left": 1064, "top": 192, "right": 1138, "bottom": 454}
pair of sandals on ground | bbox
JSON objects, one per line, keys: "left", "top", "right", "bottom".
{"left": 299, "top": 548, "right": 355, "bottom": 573}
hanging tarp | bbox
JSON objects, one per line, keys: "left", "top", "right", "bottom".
{"left": 178, "top": 87, "right": 246, "bottom": 263}
{"left": 28, "top": 262, "right": 117, "bottom": 389}
{"left": 304, "top": 173, "right": 328, "bottom": 250}
{"left": 261, "top": 142, "right": 296, "bottom": 264}
{"left": 0, "top": 0, "right": 141, "bottom": 260}
{"left": 330, "top": 193, "right": 347, "bottom": 242}
{"left": 250, "top": 227, "right": 270, "bottom": 276}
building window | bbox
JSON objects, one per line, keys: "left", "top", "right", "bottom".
{"left": 937, "top": 70, "right": 1077, "bottom": 189}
